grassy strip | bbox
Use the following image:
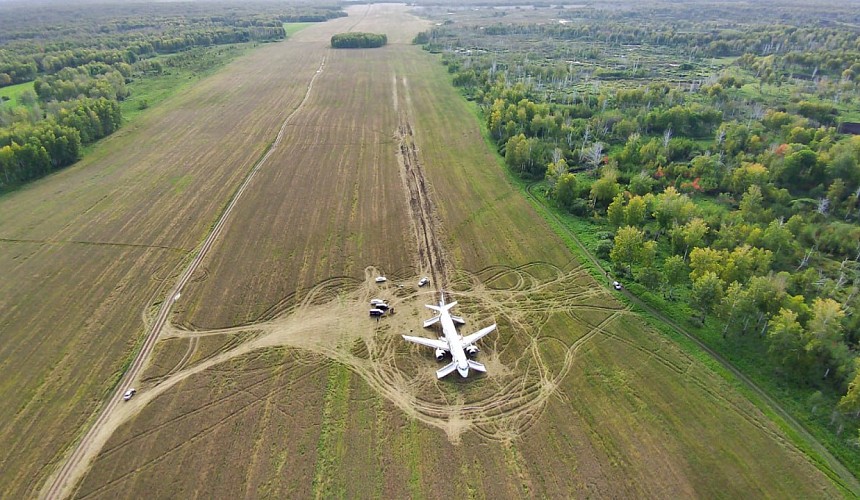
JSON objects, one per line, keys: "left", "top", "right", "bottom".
{"left": 283, "top": 22, "right": 314, "bottom": 38}
{"left": 312, "top": 362, "right": 351, "bottom": 499}
{"left": 462, "top": 86, "right": 859, "bottom": 492}
{"left": 120, "top": 43, "right": 252, "bottom": 123}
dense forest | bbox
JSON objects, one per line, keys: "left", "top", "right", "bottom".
{"left": 414, "top": 0, "right": 860, "bottom": 473}
{"left": 330, "top": 32, "right": 388, "bottom": 49}
{"left": 0, "top": 1, "right": 345, "bottom": 189}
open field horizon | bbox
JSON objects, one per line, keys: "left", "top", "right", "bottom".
{"left": 0, "top": 3, "right": 849, "bottom": 498}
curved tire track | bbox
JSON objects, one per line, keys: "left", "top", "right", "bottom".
{"left": 523, "top": 181, "right": 860, "bottom": 495}
{"left": 39, "top": 55, "right": 329, "bottom": 500}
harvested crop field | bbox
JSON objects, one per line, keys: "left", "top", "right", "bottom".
{"left": 0, "top": 3, "right": 848, "bottom": 499}
{"left": 0, "top": 15, "right": 326, "bottom": 500}
{"left": 65, "top": 4, "right": 846, "bottom": 499}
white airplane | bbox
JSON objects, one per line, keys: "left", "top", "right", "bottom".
{"left": 402, "top": 292, "right": 496, "bottom": 379}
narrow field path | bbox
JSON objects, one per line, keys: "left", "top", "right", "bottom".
{"left": 524, "top": 182, "right": 860, "bottom": 495}
{"left": 39, "top": 56, "right": 329, "bottom": 500}
{"left": 395, "top": 75, "right": 450, "bottom": 288}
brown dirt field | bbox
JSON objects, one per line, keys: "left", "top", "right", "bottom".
{"left": 0, "top": 19, "right": 327, "bottom": 500}
{"left": 10, "top": 3, "right": 846, "bottom": 499}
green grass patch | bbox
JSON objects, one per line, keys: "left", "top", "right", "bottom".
{"left": 283, "top": 22, "right": 314, "bottom": 38}
{"left": 0, "top": 81, "right": 35, "bottom": 108}
{"left": 121, "top": 44, "right": 252, "bottom": 123}
{"left": 312, "top": 362, "right": 351, "bottom": 499}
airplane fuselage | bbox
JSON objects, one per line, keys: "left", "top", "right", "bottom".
{"left": 401, "top": 293, "right": 495, "bottom": 379}
{"left": 439, "top": 308, "right": 470, "bottom": 377}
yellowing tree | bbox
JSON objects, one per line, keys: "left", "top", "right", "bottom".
{"left": 611, "top": 226, "right": 656, "bottom": 275}
{"left": 689, "top": 246, "right": 727, "bottom": 281}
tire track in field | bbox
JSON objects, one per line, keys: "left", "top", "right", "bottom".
{"left": 0, "top": 237, "right": 187, "bottom": 253}
{"left": 39, "top": 55, "right": 329, "bottom": 500}
{"left": 395, "top": 75, "right": 450, "bottom": 288}
{"left": 118, "top": 262, "right": 626, "bottom": 447}
{"left": 522, "top": 181, "right": 860, "bottom": 495}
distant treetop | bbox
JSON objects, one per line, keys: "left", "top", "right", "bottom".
{"left": 330, "top": 32, "right": 387, "bottom": 49}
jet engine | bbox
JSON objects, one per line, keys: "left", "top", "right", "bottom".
{"left": 435, "top": 348, "right": 446, "bottom": 361}
{"left": 465, "top": 345, "right": 479, "bottom": 357}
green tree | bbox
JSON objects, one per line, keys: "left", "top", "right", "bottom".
{"left": 689, "top": 246, "right": 727, "bottom": 281}
{"left": 590, "top": 170, "right": 620, "bottom": 209}
{"left": 838, "top": 359, "right": 860, "bottom": 417}
{"left": 625, "top": 195, "right": 648, "bottom": 227}
{"left": 767, "top": 308, "right": 808, "bottom": 375}
{"left": 671, "top": 217, "right": 709, "bottom": 259}
{"left": 761, "top": 220, "right": 797, "bottom": 266}
{"left": 779, "top": 148, "right": 823, "bottom": 192}
{"left": 607, "top": 193, "right": 626, "bottom": 227}
{"left": 628, "top": 171, "right": 654, "bottom": 195}
{"left": 611, "top": 226, "right": 655, "bottom": 275}
{"left": 636, "top": 265, "right": 662, "bottom": 290}
{"left": 738, "top": 184, "right": 770, "bottom": 223}
{"left": 691, "top": 271, "right": 724, "bottom": 324}
{"left": 545, "top": 156, "right": 568, "bottom": 189}
{"left": 723, "top": 245, "right": 773, "bottom": 285}
{"left": 554, "top": 173, "right": 579, "bottom": 212}
{"left": 653, "top": 186, "right": 695, "bottom": 229}
{"left": 719, "top": 281, "right": 756, "bottom": 336}
{"left": 663, "top": 254, "right": 687, "bottom": 299}
{"left": 747, "top": 274, "right": 788, "bottom": 330}
{"left": 729, "top": 162, "right": 769, "bottom": 194}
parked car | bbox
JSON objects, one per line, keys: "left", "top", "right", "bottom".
{"left": 612, "top": 281, "right": 623, "bottom": 291}
{"left": 375, "top": 276, "right": 387, "bottom": 283}
{"left": 418, "top": 277, "right": 430, "bottom": 287}
{"left": 123, "top": 388, "right": 137, "bottom": 401}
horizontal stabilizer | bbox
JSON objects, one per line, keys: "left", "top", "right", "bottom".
{"left": 436, "top": 361, "right": 458, "bottom": 379}
{"left": 467, "top": 360, "right": 486, "bottom": 373}
{"left": 451, "top": 315, "right": 466, "bottom": 325}
{"left": 423, "top": 315, "right": 440, "bottom": 328}
{"left": 461, "top": 324, "right": 497, "bottom": 346}
{"left": 402, "top": 334, "right": 448, "bottom": 351}
{"left": 426, "top": 300, "right": 457, "bottom": 313}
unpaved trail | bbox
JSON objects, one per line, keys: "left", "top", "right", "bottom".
{"left": 396, "top": 75, "right": 450, "bottom": 288}
{"left": 523, "top": 182, "right": 860, "bottom": 495}
{"left": 121, "top": 262, "right": 628, "bottom": 445}
{"left": 39, "top": 56, "right": 328, "bottom": 500}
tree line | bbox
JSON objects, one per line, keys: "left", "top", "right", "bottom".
{"left": 330, "top": 33, "right": 387, "bottom": 49}
{"left": 0, "top": 97, "right": 120, "bottom": 185}
{"left": 416, "top": 0, "right": 860, "bottom": 468}
{"left": 0, "top": 1, "right": 346, "bottom": 189}
{"left": 0, "top": 2, "right": 348, "bottom": 89}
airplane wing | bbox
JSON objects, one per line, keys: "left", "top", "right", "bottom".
{"left": 461, "top": 324, "right": 496, "bottom": 346}
{"left": 467, "top": 360, "right": 486, "bottom": 373}
{"left": 423, "top": 315, "right": 440, "bottom": 328}
{"left": 402, "top": 335, "right": 448, "bottom": 351}
{"left": 436, "top": 361, "right": 458, "bottom": 379}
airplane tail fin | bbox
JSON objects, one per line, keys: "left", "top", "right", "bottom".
{"left": 436, "top": 361, "right": 458, "bottom": 379}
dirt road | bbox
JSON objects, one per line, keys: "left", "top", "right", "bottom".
{"left": 39, "top": 56, "right": 328, "bottom": 500}
{"left": 524, "top": 182, "right": 860, "bottom": 495}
